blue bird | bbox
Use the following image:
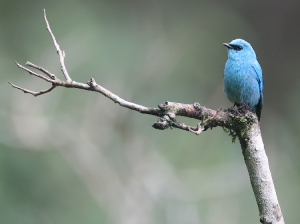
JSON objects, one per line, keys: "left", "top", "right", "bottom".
{"left": 223, "top": 39, "right": 263, "bottom": 120}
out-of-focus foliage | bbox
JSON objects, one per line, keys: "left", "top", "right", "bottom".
{"left": 1, "top": 0, "right": 299, "bottom": 223}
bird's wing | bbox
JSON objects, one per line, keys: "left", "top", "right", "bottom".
{"left": 252, "top": 61, "right": 263, "bottom": 120}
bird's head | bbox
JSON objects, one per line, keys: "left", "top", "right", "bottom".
{"left": 223, "top": 39, "right": 256, "bottom": 61}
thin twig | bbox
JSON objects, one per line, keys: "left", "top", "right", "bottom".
{"left": 26, "top": 61, "right": 56, "bottom": 80}
{"left": 43, "top": 9, "right": 72, "bottom": 83}
{"left": 15, "top": 62, "right": 54, "bottom": 83}
{"left": 85, "top": 77, "right": 162, "bottom": 114}
{"left": 8, "top": 82, "right": 56, "bottom": 97}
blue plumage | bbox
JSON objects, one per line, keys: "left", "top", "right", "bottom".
{"left": 223, "top": 39, "right": 263, "bottom": 120}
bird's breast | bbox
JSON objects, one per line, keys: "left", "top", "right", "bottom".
{"left": 223, "top": 59, "right": 260, "bottom": 108}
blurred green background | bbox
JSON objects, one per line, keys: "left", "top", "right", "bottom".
{"left": 1, "top": 0, "right": 299, "bottom": 223}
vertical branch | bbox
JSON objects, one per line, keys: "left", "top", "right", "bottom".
{"left": 43, "top": 9, "right": 72, "bottom": 83}
{"left": 239, "top": 123, "right": 284, "bottom": 224}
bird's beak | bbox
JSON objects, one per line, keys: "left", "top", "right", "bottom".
{"left": 223, "top": 43, "right": 233, "bottom": 49}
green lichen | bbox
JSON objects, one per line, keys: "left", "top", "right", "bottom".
{"left": 223, "top": 109, "right": 256, "bottom": 143}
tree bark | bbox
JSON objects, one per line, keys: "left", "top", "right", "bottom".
{"left": 239, "top": 122, "right": 284, "bottom": 224}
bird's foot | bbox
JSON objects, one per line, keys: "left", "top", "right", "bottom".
{"left": 239, "top": 104, "right": 252, "bottom": 115}
{"left": 228, "top": 104, "right": 253, "bottom": 119}
{"left": 228, "top": 105, "right": 241, "bottom": 116}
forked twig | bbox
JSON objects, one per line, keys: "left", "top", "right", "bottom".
{"left": 26, "top": 61, "right": 56, "bottom": 80}
{"left": 15, "top": 62, "right": 54, "bottom": 83}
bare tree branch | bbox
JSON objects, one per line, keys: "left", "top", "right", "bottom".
{"left": 9, "top": 9, "right": 285, "bottom": 224}
{"left": 43, "top": 9, "right": 72, "bottom": 83}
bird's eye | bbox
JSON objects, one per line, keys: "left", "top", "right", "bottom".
{"left": 237, "top": 45, "right": 243, "bottom": 51}
{"left": 231, "top": 44, "right": 243, "bottom": 51}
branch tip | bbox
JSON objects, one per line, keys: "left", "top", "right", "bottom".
{"left": 9, "top": 81, "right": 56, "bottom": 97}
{"left": 15, "top": 61, "right": 21, "bottom": 67}
{"left": 44, "top": 8, "right": 72, "bottom": 82}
